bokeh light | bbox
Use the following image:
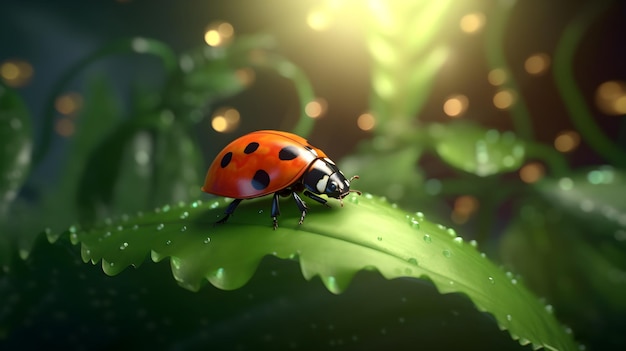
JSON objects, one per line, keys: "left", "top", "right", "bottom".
{"left": 204, "top": 21, "right": 234, "bottom": 47}
{"left": 451, "top": 195, "right": 479, "bottom": 224}
{"left": 443, "top": 94, "right": 469, "bottom": 118}
{"left": 554, "top": 130, "right": 581, "bottom": 153}
{"left": 524, "top": 53, "right": 551, "bottom": 75}
{"left": 0, "top": 59, "right": 34, "bottom": 87}
{"left": 235, "top": 68, "right": 256, "bottom": 87}
{"left": 211, "top": 107, "right": 240, "bottom": 133}
{"left": 519, "top": 162, "right": 545, "bottom": 183}
{"left": 459, "top": 12, "right": 485, "bottom": 34}
{"left": 55, "top": 92, "right": 83, "bottom": 116}
{"left": 493, "top": 89, "right": 515, "bottom": 110}
{"left": 357, "top": 113, "right": 376, "bottom": 131}
{"left": 55, "top": 118, "right": 75, "bottom": 137}
{"left": 307, "top": 9, "right": 331, "bottom": 31}
{"left": 305, "top": 98, "right": 328, "bottom": 118}
{"left": 487, "top": 69, "right": 507, "bottom": 86}
{"left": 595, "top": 80, "right": 626, "bottom": 116}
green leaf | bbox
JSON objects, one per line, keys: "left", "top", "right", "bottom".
{"left": 67, "top": 194, "right": 576, "bottom": 349}
{"left": 0, "top": 84, "right": 32, "bottom": 216}
{"left": 535, "top": 166, "right": 626, "bottom": 240}
{"left": 2, "top": 229, "right": 532, "bottom": 350}
{"left": 429, "top": 122, "right": 526, "bottom": 177}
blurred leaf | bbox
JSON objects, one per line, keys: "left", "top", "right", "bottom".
{"left": 535, "top": 166, "right": 626, "bottom": 241}
{"left": 340, "top": 147, "right": 423, "bottom": 203}
{"left": 4, "top": 230, "right": 529, "bottom": 350}
{"left": 65, "top": 194, "right": 575, "bottom": 350}
{"left": 0, "top": 84, "right": 32, "bottom": 216}
{"left": 430, "top": 122, "right": 526, "bottom": 177}
{"left": 40, "top": 76, "right": 120, "bottom": 232}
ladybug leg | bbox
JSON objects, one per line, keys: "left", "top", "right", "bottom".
{"left": 304, "top": 191, "right": 330, "bottom": 207}
{"left": 271, "top": 192, "right": 281, "bottom": 230}
{"left": 292, "top": 192, "right": 308, "bottom": 225}
{"left": 216, "top": 198, "right": 243, "bottom": 225}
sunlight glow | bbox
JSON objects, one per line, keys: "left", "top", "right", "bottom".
{"left": 487, "top": 69, "right": 507, "bottom": 86}
{"left": 595, "top": 80, "right": 626, "bottom": 116}
{"left": 0, "top": 59, "right": 33, "bottom": 87}
{"left": 55, "top": 118, "right": 75, "bottom": 137}
{"left": 554, "top": 130, "right": 580, "bottom": 153}
{"left": 519, "top": 162, "right": 545, "bottom": 183}
{"left": 443, "top": 94, "right": 468, "bottom": 118}
{"left": 493, "top": 89, "right": 515, "bottom": 110}
{"left": 55, "top": 93, "right": 83, "bottom": 116}
{"left": 211, "top": 107, "right": 240, "bottom": 133}
{"left": 452, "top": 195, "right": 479, "bottom": 224}
{"left": 305, "top": 98, "right": 328, "bottom": 118}
{"left": 459, "top": 12, "right": 485, "bottom": 34}
{"left": 204, "top": 22, "right": 234, "bottom": 47}
{"left": 524, "top": 53, "right": 551, "bottom": 75}
{"left": 357, "top": 113, "right": 376, "bottom": 131}
{"left": 307, "top": 10, "right": 331, "bottom": 31}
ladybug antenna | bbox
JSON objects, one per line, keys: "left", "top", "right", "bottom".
{"left": 339, "top": 175, "right": 362, "bottom": 207}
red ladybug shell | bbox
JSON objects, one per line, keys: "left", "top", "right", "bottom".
{"left": 202, "top": 130, "right": 328, "bottom": 199}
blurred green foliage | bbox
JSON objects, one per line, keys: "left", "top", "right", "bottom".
{"left": 1, "top": 0, "right": 625, "bottom": 350}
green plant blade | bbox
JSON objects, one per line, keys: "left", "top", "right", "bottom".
{"left": 535, "top": 166, "right": 626, "bottom": 241}
{"left": 430, "top": 122, "right": 526, "bottom": 177}
{"left": 67, "top": 194, "right": 576, "bottom": 349}
{"left": 0, "top": 83, "right": 31, "bottom": 216}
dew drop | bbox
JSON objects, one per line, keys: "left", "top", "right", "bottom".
{"left": 414, "top": 211, "right": 425, "bottom": 220}
{"left": 104, "top": 231, "right": 112, "bottom": 238}
{"left": 409, "top": 218, "right": 420, "bottom": 229}
{"left": 506, "top": 271, "right": 513, "bottom": 279}
{"left": 44, "top": 227, "right": 52, "bottom": 236}
{"left": 192, "top": 201, "right": 200, "bottom": 208}
{"left": 180, "top": 226, "right": 187, "bottom": 232}
{"left": 377, "top": 236, "right": 383, "bottom": 241}
{"left": 215, "top": 267, "right": 225, "bottom": 279}
{"left": 162, "top": 204, "right": 171, "bottom": 212}
{"left": 511, "top": 278, "right": 518, "bottom": 285}
{"left": 423, "top": 234, "right": 432, "bottom": 243}
{"left": 447, "top": 228, "right": 457, "bottom": 237}
{"left": 506, "top": 314, "right": 512, "bottom": 322}
{"left": 132, "top": 224, "right": 139, "bottom": 231}
{"left": 453, "top": 237, "right": 463, "bottom": 245}
{"left": 404, "top": 267, "right": 412, "bottom": 275}
{"left": 469, "top": 239, "right": 477, "bottom": 248}
{"left": 407, "top": 258, "right": 418, "bottom": 266}
{"left": 156, "top": 223, "right": 164, "bottom": 231}
{"left": 165, "top": 240, "right": 172, "bottom": 245}
{"left": 488, "top": 276, "right": 495, "bottom": 285}
{"left": 442, "top": 249, "right": 452, "bottom": 258}
{"left": 69, "top": 225, "right": 78, "bottom": 234}
{"left": 116, "top": 225, "right": 123, "bottom": 231}
{"left": 258, "top": 209, "right": 264, "bottom": 214}
{"left": 203, "top": 237, "right": 211, "bottom": 244}
{"left": 179, "top": 211, "right": 189, "bottom": 219}
{"left": 364, "top": 193, "right": 373, "bottom": 200}
{"left": 209, "top": 201, "right": 219, "bottom": 209}
{"left": 545, "top": 304, "right": 554, "bottom": 314}
{"left": 349, "top": 195, "right": 358, "bottom": 204}
{"left": 119, "top": 242, "right": 129, "bottom": 250}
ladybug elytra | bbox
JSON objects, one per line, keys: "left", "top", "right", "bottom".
{"left": 202, "top": 130, "right": 360, "bottom": 229}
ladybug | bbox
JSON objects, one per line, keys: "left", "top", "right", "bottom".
{"left": 202, "top": 130, "right": 360, "bottom": 229}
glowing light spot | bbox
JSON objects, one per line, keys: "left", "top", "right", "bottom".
{"left": 554, "top": 130, "right": 580, "bottom": 153}
{"left": 235, "top": 68, "right": 255, "bottom": 86}
{"left": 305, "top": 98, "right": 328, "bottom": 118}
{"left": 307, "top": 10, "right": 331, "bottom": 31}
{"left": 0, "top": 60, "right": 34, "bottom": 87}
{"left": 595, "top": 80, "right": 626, "bottom": 116}
{"left": 357, "top": 113, "right": 376, "bottom": 131}
{"left": 493, "top": 89, "right": 515, "bottom": 110}
{"left": 211, "top": 107, "right": 240, "bottom": 133}
{"left": 55, "top": 118, "right": 75, "bottom": 137}
{"left": 55, "top": 93, "right": 83, "bottom": 116}
{"left": 524, "top": 53, "right": 551, "bottom": 75}
{"left": 487, "top": 69, "right": 507, "bottom": 86}
{"left": 452, "top": 195, "right": 479, "bottom": 224}
{"left": 519, "top": 162, "right": 545, "bottom": 183}
{"left": 204, "top": 22, "right": 234, "bottom": 47}
{"left": 443, "top": 94, "right": 469, "bottom": 118}
{"left": 459, "top": 12, "right": 485, "bottom": 34}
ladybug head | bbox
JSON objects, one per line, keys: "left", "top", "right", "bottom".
{"left": 303, "top": 159, "right": 361, "bottom": 206}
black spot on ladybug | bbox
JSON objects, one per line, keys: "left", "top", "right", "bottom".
{"left": 251, "top": 169, "right": 270, "bottom": 190}
{"left": 279, "top": 146, "right": 300, "bottom": 161}
{"left": 244, "top": 142, "right": 259, "bottom": 154}
{"left": 220, "top": 152, "right": 233, "bottom": 168}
